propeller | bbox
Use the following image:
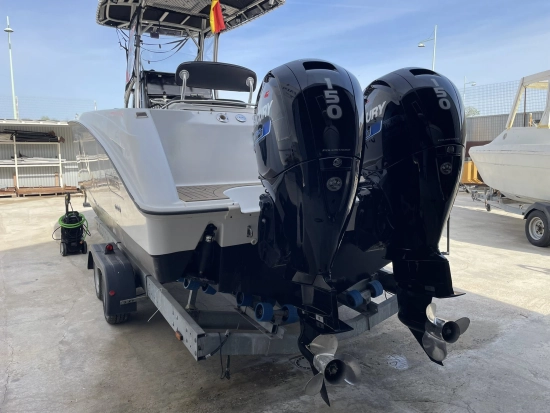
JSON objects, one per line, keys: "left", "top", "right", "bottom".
{"left": 304, "top": 334, "right": 361, "bottom": 402}
{"left": 421, "top": 303, "right": 470, "bottom": 362}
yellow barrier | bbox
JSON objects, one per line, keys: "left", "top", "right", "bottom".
{"left": 460, "top": 161, "right": 483, "bottom": 184}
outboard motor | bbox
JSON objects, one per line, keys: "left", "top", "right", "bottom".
{"left": 356, "top": 67, "right": 469, "bottom": 364}
{"left": 254, "top": 59, "right": 363, "bottom": 332}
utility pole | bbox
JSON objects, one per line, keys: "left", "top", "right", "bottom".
{"left": 4, "top": 16, "right": 17, "bottom": 119}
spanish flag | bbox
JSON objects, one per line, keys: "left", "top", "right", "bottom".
{"left": 210, "top": 0, "right": 226, "bottom": 34}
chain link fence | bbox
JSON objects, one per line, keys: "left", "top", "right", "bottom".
{"left": 463, "top": 79, "right": 548, "bottom": 142}
{"left": 1, "top": 80, "right": 547, "bottom": 141}
{"left": 0, "top": 96, "right": 96, "bottom": 122}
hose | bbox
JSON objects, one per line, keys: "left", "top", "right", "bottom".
{"left": 52, "top": 213, "right": 90, "bottom": 241}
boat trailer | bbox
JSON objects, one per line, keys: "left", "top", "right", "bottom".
{"left": 88, "top": 217, "right": 398, "bottom": 361}
{"left": 471, "top": 187, "right": 550, "bottom": 247}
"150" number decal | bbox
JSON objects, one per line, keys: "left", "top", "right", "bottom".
{"left": 324, "top": 78, "right": 342, "bottom": 119}
{"left": 431, "top": 78, "right": 451, "bottom": 110}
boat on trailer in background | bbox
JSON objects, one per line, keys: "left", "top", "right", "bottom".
{"left": 74, "top": 0, "right": 471, "bottom": 404}
{"left": 470, "top": 70, "right": 550, "bottom": 247}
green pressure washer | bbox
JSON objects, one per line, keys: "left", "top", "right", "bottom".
{"left": 54, "top": 194, "right": 90, "bottom": 256}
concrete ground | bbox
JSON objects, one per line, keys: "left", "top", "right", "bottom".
{"left": 1, "top": 192, "right": 549, "bottom": 413}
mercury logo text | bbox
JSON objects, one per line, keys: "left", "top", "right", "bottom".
{"left": 256, "top": 100, "right": 273, "bottom": 122}
{"left": 366, "top": 101, "right": 387, "bottom": 123}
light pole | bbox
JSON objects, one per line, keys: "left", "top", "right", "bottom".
{"left": 462, "top": 76, "right": 477, "bottom": 104}
{"left": 417, "top": 24, "right": 437, "bottom": 71}
{"left": 463, "top": 76, "right": 476, "bottom": 102}
{"left": 4, "top": 16, "right": 17, "bottom": 119}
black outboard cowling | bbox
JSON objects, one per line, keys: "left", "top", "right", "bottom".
{"left": 356, "top": 67, "right": 466, "bottom": 364}
{"left": 254, "top": 59, "right": 363, "bottom": 330}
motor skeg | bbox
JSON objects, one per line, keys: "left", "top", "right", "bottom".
{"left": 254, "top": 59, "right": 364, "bottom": 282}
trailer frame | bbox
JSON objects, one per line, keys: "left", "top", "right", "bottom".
{"left": 88, "top": 217, "right": 399, "bottom": 361}
{"left": 471, "top": 187, "right": 550, "bottom": 247}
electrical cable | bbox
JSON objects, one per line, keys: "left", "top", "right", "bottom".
{"left": 219, "top": 333, "right": 224, "bottom": 378}
{"left": 141, "top": 38, "right": 189, "bottom": 63}
{"left": 140, "top": 45, "right": 182, "bottom": 54}
{"left": 219, "top": 333, "right": 231, "bottom": 380}
{"left": 116, "top": 28, "right": 128, "bottom": 53}
{"left": 203, "top": 330, "right": 230, "bottom": 359}
{"left": 140, "top": 38, "right": 185, "bottom": 54}
{"left": 117, "top": 28, "right": 129, "bottom": 39}
{"left": 141, "top": 39, "right": 183, "bottom": 46}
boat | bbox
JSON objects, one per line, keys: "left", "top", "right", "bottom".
{"left": 73, "top": 0, "right": 471, "bottom": 403}
{"left": 470, "top": 70, "right": 550, "bottom": 203}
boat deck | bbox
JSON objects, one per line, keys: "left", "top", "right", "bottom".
{"left": 176, "top": 183, "right": 259, "bottom": 202}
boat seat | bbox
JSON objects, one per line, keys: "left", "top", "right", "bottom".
{"left": 176, "top": 183, "right": 259, "bottom": 202}
{"left": 175, "top": 61, "right": 257, "bottom": 92}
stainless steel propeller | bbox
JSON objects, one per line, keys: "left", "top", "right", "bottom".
{"left": 304, "top": 334, "right": 361, "bottom": 398}
{"left": 422, "top": 303, "right": 470, "bottom": 362}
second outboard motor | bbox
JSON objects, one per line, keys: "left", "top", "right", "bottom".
{"left": 356, "top": 68, "right": 469, "bottom": 363}
{"left": 254, "top": 59, "right": 363, "bottom": 333}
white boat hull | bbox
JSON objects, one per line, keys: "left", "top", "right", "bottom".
{"left": 470, "top": 127, "right": 550, "bottom": 204}
{"left": 71, "top": 108, "right": 381, "bottom": 284}
{"left": 71, "top": 107, "right": 266, "bottom": 282}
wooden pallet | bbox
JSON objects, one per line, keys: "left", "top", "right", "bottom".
{"left": 15, "top": 186, "right": 79, "bottom": 197}
{"left": 0, "top": 187, "right": 16, "bottom": 198}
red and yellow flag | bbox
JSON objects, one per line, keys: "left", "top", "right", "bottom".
{"left": 210, "top": 0, "right": 226, "bottom": 34}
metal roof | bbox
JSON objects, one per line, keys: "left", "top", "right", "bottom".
{"left": 96, "top": 0, "right": 285, "bottom": 37}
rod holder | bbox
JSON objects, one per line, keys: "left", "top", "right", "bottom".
{"left": 246, "top": 77, "right": 255, "bottom": 104}
{"left": 179, "top": 70, "right": 190, "bottom": 100}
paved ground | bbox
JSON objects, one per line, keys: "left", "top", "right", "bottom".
{"left": 1, "top": 192, "right": 549, "bottom": 413}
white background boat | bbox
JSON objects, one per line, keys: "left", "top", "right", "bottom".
{"left": 470, "top": 70, "right": 550, "bottom": 203}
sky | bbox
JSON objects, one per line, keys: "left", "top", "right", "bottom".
{"left": 0, "top": 0, "right": 549, "bottom": 117}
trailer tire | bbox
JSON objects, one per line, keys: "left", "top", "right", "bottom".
{"left": 105, "top": 313, "right": 129, "bottom": 325}
{"left": 525, "top": 210, "right": 550, "bottom": 247}
{"left": 93, "top": 263, "right": 103, "bottom": 301}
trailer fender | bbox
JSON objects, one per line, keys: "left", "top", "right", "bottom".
{"left": 89, "top": 243, "right": 137, "bottom": 316}
{"left": 524, "top": 203, "right": 550, "bottom": 221}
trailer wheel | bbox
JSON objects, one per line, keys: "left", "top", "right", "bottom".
{"left": 60, "top": 242, "right": 67, "bottom": 257}
{"left": 105, "top": 313, "right": 129, "bottom": 325}
{"left": 93, "top": 263, "right": 103, "bottom": 301}
{"left": 102, "top": 273, "right": 130, "bottom": 324}
{"left": 525, "top": 211, "right": 550, "bottom": 247}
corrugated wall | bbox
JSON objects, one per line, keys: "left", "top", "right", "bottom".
{"left": 466, "top": 111, "right": 544, "bottom": 142}
{"left": 0, "top": 121, "right": 79, "bottom": 189}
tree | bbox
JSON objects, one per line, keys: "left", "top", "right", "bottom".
{"left": 40, "top": 116, "right": 51, "bottom": 120}
{"left": 465, "top": 106, "right": 480, "bottom": 117}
